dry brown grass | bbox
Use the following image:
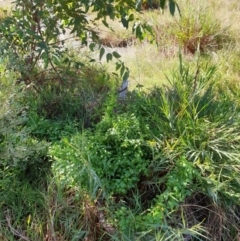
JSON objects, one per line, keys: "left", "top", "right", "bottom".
{"left": 102, "top": 0, "right": 240, "bottom": 90}
{"left": 181, "top": 192, "right": 240, "bottom": 241}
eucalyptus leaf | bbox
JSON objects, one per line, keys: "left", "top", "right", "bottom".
{"left": 99, "top": 47, "right": 105, "bottom": 60}
{"left": 89, "top": 42, "right": 96, "bottom": 51}
{"left": 169, "top": 0, "right": 176, "bottom": 16}
{"left": 106, "top": 53, "right": 113, "bottom": 62}
{"left": 113, "top": 51, "right": 121, "bottom": 59}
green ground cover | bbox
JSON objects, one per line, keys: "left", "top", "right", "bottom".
{"left": 1, "top": 0, "right": 240, "bottom": 240}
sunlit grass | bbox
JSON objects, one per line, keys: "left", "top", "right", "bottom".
{"left": 98, "top": 0, "right": 240, "bottom": 91}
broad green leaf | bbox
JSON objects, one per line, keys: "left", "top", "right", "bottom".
{"left": 75, "top": 61, "right": 85, "bottom": 68}
{"left": 116, "top": 62, "right": 122, "bottom": 71}
{"left": 99, "top": 47, "right": 105, "bottom": 60}
{"left": 144, "top": 24, "right": 153, "bottom": 35}
{"left": 106, "top": 4, "right": 115, "bottom": 19}
{"left": 136, "top": 25, "right": 144, "bottom": 40}
{"left": 129, "top": 13, "right": 134, "bottom": 21}
{"left": 91, "top": 31, "right": 99, "bottom": 42}
{"left": 121, "top": 16, "right": 129, "bottom": 29}
{"left": 52, "top": 53, "right": 61, "bottom": 65}
{"left": 123, "top": 70, "right": 129, "bottom": 81}
{"left": 89, "top": 42, "right": 96, "bottom": 51}
{"left": 106, "top": 53, "right": 112, "bottom": 62}
{"left": 113, "top": 51, "right": 121, "bottom": 59}
{"left": 37, "top": 41, "right": 48, "bottom": 50}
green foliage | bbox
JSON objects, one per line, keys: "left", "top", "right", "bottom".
{"left": 1, "top": 0, "right": 240, "bottom": 238}
{"left": 146, "top": 157, "right": 199, "bottom": 222}
{"left": 51, "top": 112, "right": 151, "bottom": 195}
{"left": 170, "top": 6, "right": 231, "bottom": 53}
{"left": 23, "top": 51, "right": 115, "bottom": 131}
{"left": 116, "top": 58, "right": 240, "bottom": 238}
{"left": 2, "top": 49, "right": 240, "bottom": 239}
{"left": 0, "top": 0, "right": 178, "bottom": 85}
{"left": 50, "top": 56, "right": 240, "bottom": 239}
{"left": 89, "top": 113, "right": 150, "bottom": 194}
{"left": 121, "top": 59, "right": 240, "bottom": 238}
{"left": 28, "top": 116, "right": 79, "bottom": 142}
{"left": 0, "top": 59, "right": 49, "bottom": 178}
{"left": 0, "top": 59, "right": 51, "bottom": 240}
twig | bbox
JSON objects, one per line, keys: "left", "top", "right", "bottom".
{"left": 6, "top": 210, "right": 30, "bottom": 241}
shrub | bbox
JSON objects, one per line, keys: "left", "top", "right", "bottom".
{"left": 25, "top": 52, "right": 115, "bottom": 128}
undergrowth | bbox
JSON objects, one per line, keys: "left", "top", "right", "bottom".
{"left": 50, "top": 57, "right": 240, "bottom": 240}
{"left": 1, "top": 51, "right": 240, "bottom": 240}
{"left": 1, "top": 0, "right": 240, "bottom": 240}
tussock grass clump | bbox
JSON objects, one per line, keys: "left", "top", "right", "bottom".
{"left": 171, "top": 6, "right": 232, "bottom": 54}
{"left": 141, "top": 2, "right": 232, "bottom": 57}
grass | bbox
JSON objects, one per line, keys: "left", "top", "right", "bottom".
{"left": 0, "top": 1, "right": 12, "bottom": 23}
{"left": 1, "top": 0, "right": 240, "bottom": 240}
{"left": 99, "top": 0, "right": 240, "bottom": 88}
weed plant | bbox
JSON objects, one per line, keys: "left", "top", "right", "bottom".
{"left": 1, "top": 0, "right": 240, "bottom": 240}
{"left": 50, "top": 56, "right": 240, "bottom": 240}
{"left": 2, "top": 54, "right": 240, "bottom": 241}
